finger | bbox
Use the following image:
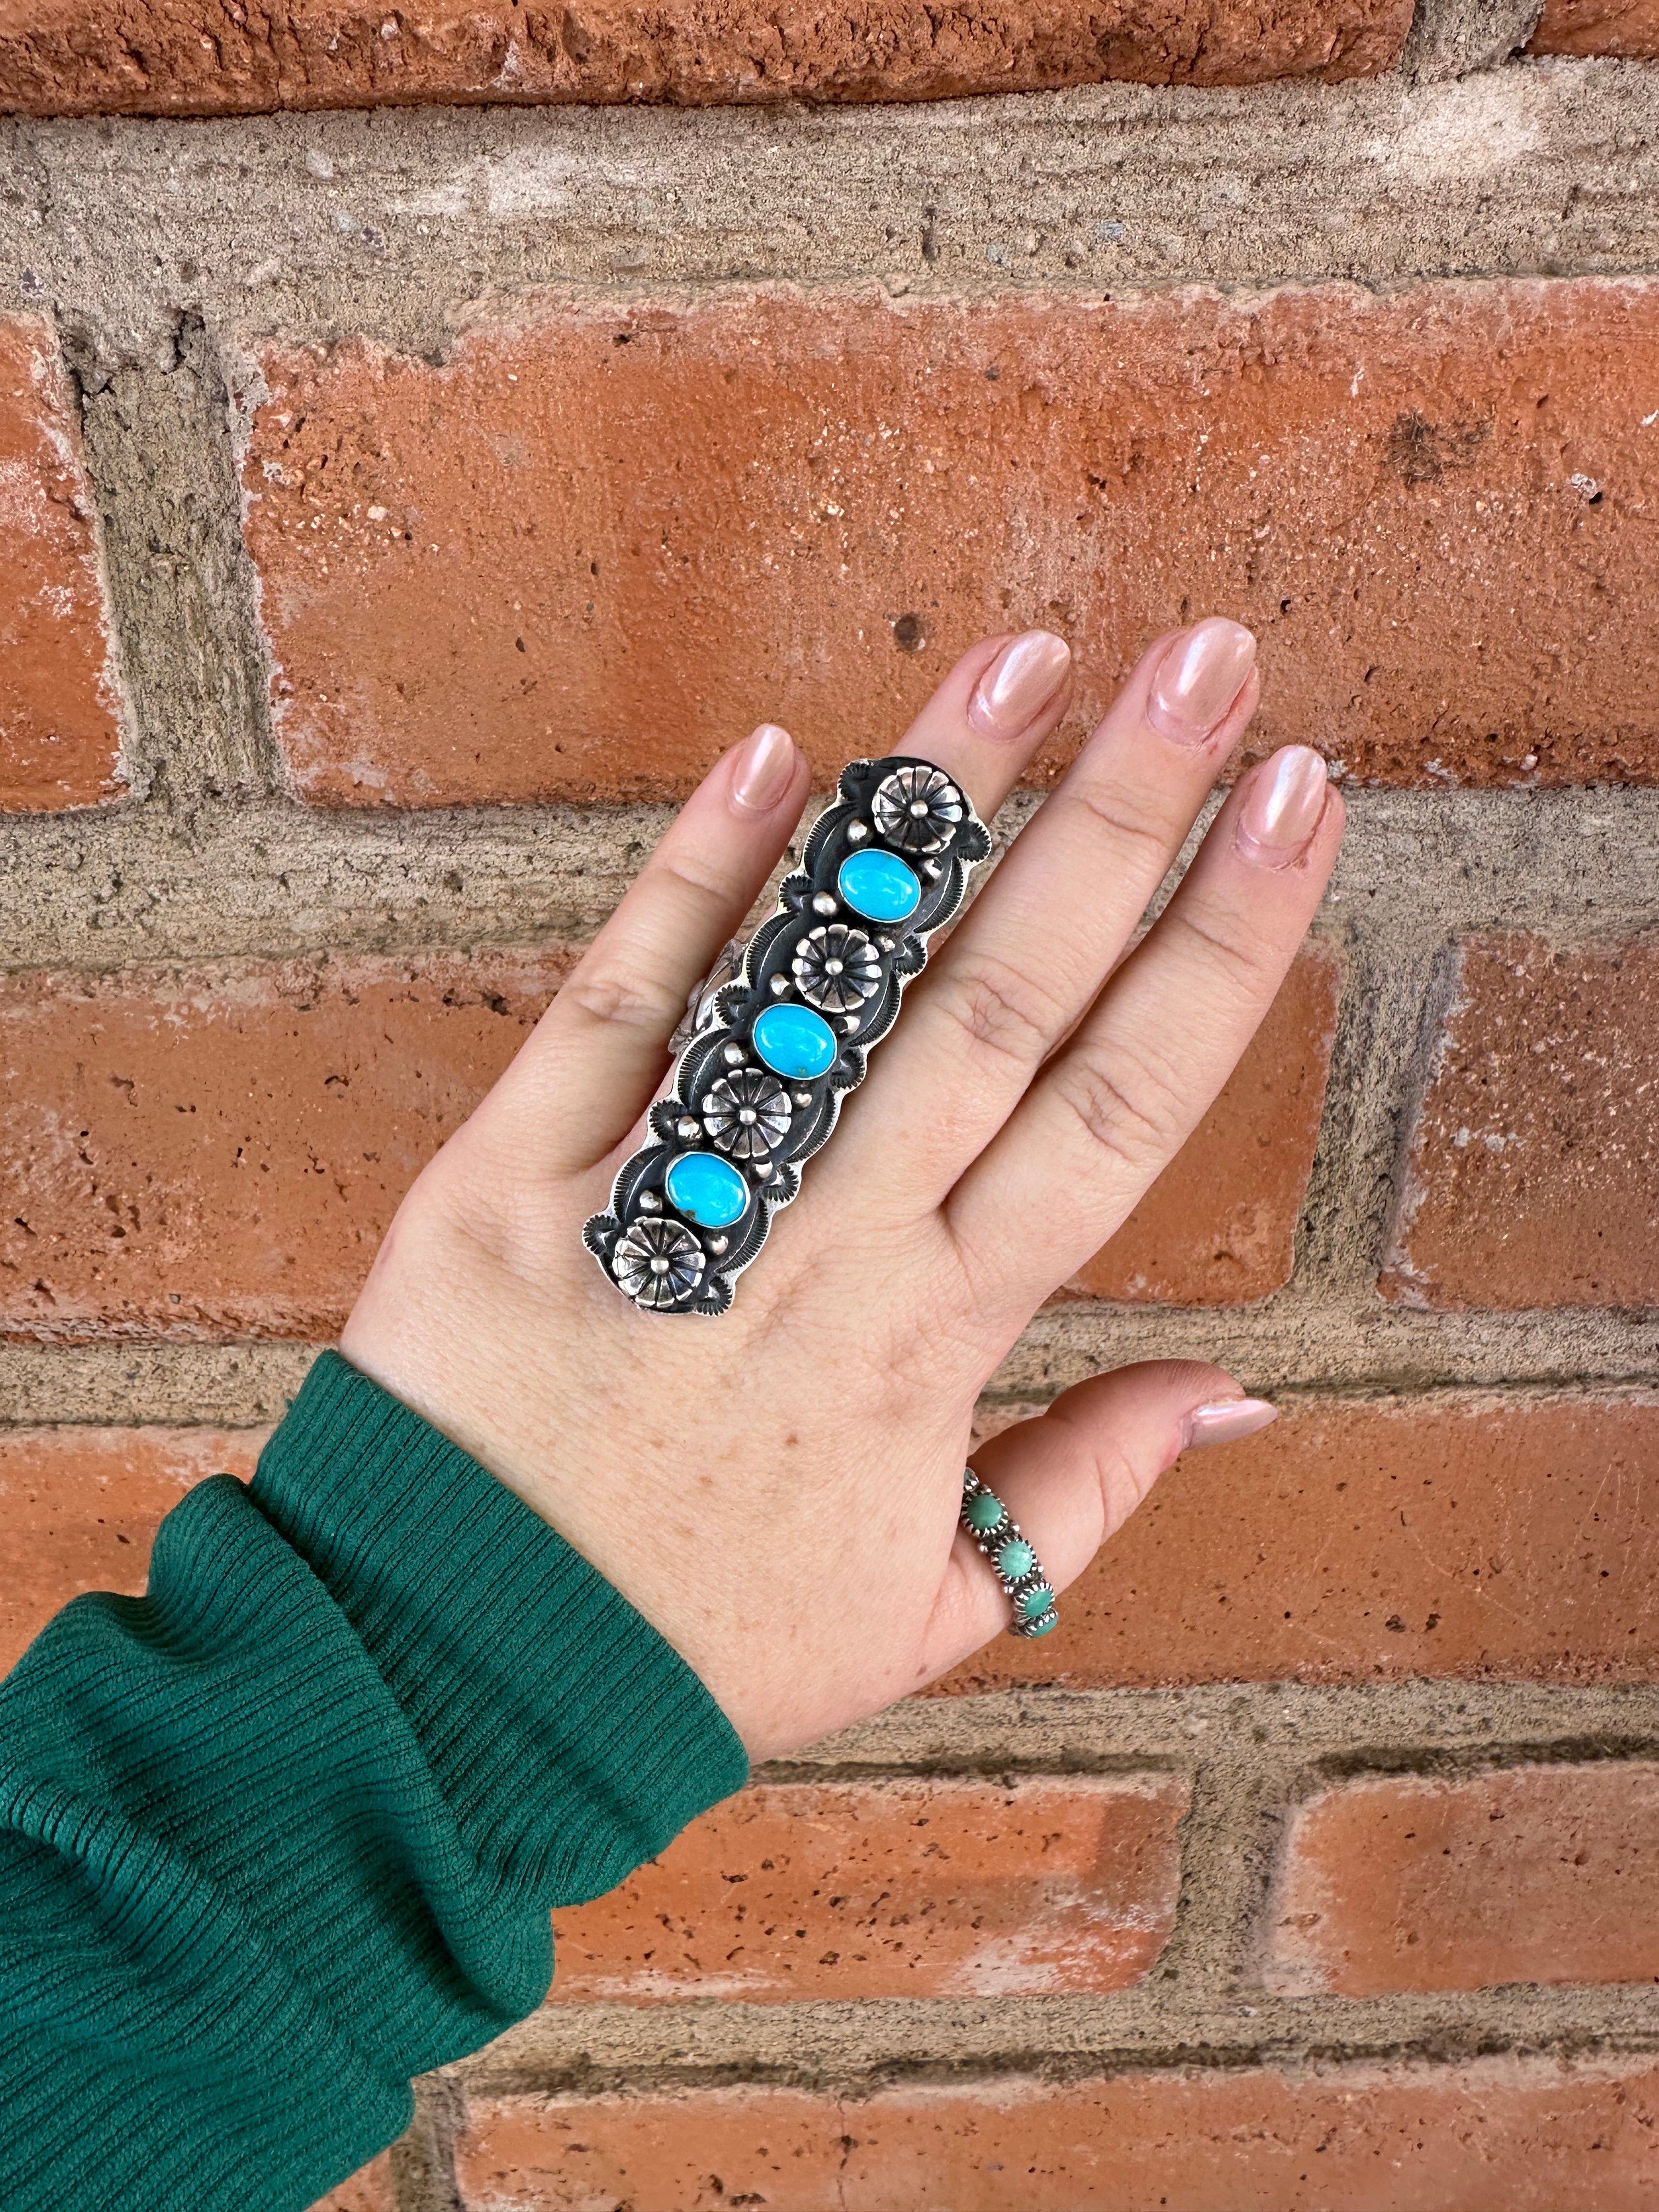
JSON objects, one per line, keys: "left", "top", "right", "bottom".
{"left": 946, "top": 746, "right": 1343, "bottom": 1318}
{"left": 917, "top": 1364, "right": 1277, "bottom": 1678}
{"left": 886, "top": 627, "right": 1075, "bottom": 826}
{"left": 494, "top": 723, "right": 812, "bottom": 1176}
{"left": 834, "top": 618, "right": 1262, "bottom": 1210}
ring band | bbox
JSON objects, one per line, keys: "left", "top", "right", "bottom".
{"left": 961, "top": 1469, "right": 1059, "bottom": 1639}
{"left": 585, "top": 756, "right": 991, "bottom": 1316}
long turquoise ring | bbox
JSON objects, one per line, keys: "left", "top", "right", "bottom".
{"left": 585, "top": 756, "right": 991, "bottom": 1316}
{"left": 961, "top": 1469, "right": 1059, "bottom": 1638}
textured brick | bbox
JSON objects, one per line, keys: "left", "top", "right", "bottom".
{"left": 1383, "top": 935, "right": 1659, "bottom": 1311}
{"left": 938, "top": 1396, "right": 1659, "bottom": 1692}
{"left": 454, "top": 2058, "right": 1659, "bottom": 2210}
{"left": 0, "top": 1, "right": 1412, "bottom": 119}
{"left": 1268, "top": 1762, "right": 1659, "bottom": 1999}
{"left": 243, "top": 280, "right": 1659, "bottom": 805}
{"left": 0, "top": 318, "right": 123, "bottom": 811}
{"left": 549, "top": 1776, "right": 1184, "bottom": 2004}
{"left": 0, "top": 950, "right": 569, "bottom": 1340}
{"left": 1062, "top": 946, "right": 1337, "bottom": 1305}
{"left": 0, "top": 1426, "right": 261, "bottom": 1675}
{"left": 306, "top": 2153, "right": 395, "bottom": 2212}
{"left": 1532, "top": 1, "right": 1659, "bottom": 57}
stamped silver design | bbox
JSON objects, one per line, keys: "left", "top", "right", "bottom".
{"left": 585, "top": 754, "right": 991, "bottom": 1314}
{"left": 701, "top": 1069, "right": 793, "bottom": 1161}
{"left": 612, "top": 1218, "right": 706, "bottom": 1310}
{"left": 872, "top": 764, "right": 967, "bottom": 855}
{"left": 791, "top": 923, "right": 882, "bottom": 1014}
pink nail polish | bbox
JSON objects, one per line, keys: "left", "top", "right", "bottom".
{"left": 1180, "top": 1398, "right": 1278, "bottom": 1451}
{"left": 730, "top": 723, "right": 796, "bottom": 813}
{"left": 1234, "top": 746, "right": 1329, "bottom": 868}
{"left": 1144, "top": 618, "right": 1257, "bottom": 745}
{"left": 966, "top": 630, "right": 1072, "bottom": 740}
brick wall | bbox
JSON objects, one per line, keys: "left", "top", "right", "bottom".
{"left": 5, "top": 4, "right": 1659, "bottom": 2208}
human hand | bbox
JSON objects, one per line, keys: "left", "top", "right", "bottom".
{"left": 341, "top": 620, "right": 1342, "bottom": 1759}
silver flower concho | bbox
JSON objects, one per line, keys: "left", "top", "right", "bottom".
{"left": 791, "top": 922, "right": 882, "bottom": 1015}
{"left": 871, "top": 763, "right": 966, "bottom": 855}
{"left": 611, "top": 1218, "right": 705, "bottom": 1310}
{"left": 700, "top": 1068, "right": 793, "bottom": 1163}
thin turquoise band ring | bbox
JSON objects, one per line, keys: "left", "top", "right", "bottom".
{"left": 960, "top": 1469, "right": 1059, "bottom": 1639}
{"left": 585, "top": 755, "right": 992, "bottom": 1316}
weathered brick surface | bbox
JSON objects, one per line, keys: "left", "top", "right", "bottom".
{"left": 0, "top": 318, "right": 123, "bottom": 812}
{"left": 1384, "top": 935, "right": 1659, "bottom": 1312}
{"left": 1268, "top": 1762, "right": 1659, "bottom": 1998}
{"left": 305, "top": 2153, "right": 396, "bottom": 2212}
{"left": 243, "top": 281, "right": 1659, "bottom": 805}
{"left": 938, "top": 1396, "right": 1659, "bottom": 1692}
{"left": 0, "top": 950, "right": 570, "bottom": 1340}
{"left": 1532, "top": 1, "right": 1659, "bottom": 57}
{"left": 454, "top": 2058, "right": 1659, "bottom": 2210}
{"left": 549, "top": 1776, "right": 1184, "bottom": 2004}
{"left": 0, "top": 0, "right": 1412, "bottom": 119}
{"left": 1064, "top": 946, "right": 1337, "bottom": 1305}
{"left": 0, "top": 1425, "right": 261, "bottom": 1674}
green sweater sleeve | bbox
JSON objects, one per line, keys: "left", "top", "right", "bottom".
{"left": 0, "top": 1351, "right": 748, "bottom": 2211}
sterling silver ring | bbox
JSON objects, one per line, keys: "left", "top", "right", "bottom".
{"left": 585, "top": 755, "right": 991, "bottom": 1316}
{"left": 960, "top": 1469, "right": 1059, "bottom": 1639}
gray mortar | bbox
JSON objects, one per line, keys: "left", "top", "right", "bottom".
{"left": 0, "top": 60, "right": 1657, "bottom": 368}
{"left": 1404, "top": 0, "right": 1544, "bottom": 81}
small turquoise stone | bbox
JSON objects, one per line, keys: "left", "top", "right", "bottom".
{"left": 966, "top": 1492, "right": 1005, "bottom": 1537}
{"left": 997, "top": 1538, "right": 1036, "bottom": 1581}
{"left": 838, "top": 848, "right": 921, "bottom": 924}
{"left": 1019, "top": 1583, "right": 1054, "bottom": 1620}
{"left": 1024, "top": 1611, "right": 1059, "bottom": 1638}
{"left": 664, "top": 1150, "right": 749, "bottom": 1229}
{"left": 753, "top": 1002, "right": 838, "bottom": 1081}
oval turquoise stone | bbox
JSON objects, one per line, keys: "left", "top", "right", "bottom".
{"left": 753, "top": 1002, "right": 838, "bottom": 1081}
{"left": 1019, "top": 1583, "right": 1055, "bottom": 1620}
{"left": 1024, "top": 1611, "right": 1059, "bottom": 1637}
{"left": 997, "top": 1537, "right": 1036, "bottom": 1581}
{"left": 664, "top": 1151, "right": 749, "bottom": 1229}
{"left": 966, "top": 1493, "right": 1005, "bottom": 1537}
{"left": 838, "top": 848, "right": 921, "bottom": 924}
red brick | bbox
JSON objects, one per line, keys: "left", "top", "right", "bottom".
{"left": 243, "top": 280, "right": 1659, "bottom": 806}
{"left": 548, "top": 1776, "right": 1183, "bottom": 2004}
{"left": 1532, "top": 0, "right": 1659, "bottom": 57}
{"left": 0, "top": 1, "right": 1410, "bottom": 118}
{"left": 1061, "top": 946, "right": 1336, "bottom": 1305}
{"left": 1383, "top": 935, "right": 1659, "bottom": 1311}
{"left": 1268, "top": 1762, "right": 1659, "bottom": 1999}
{"left": 454, "top": 2058, "right": 1659, "bottom": 2210}
{"left": 0, "top": 950, "right": 570, "bottom": 1340}
{"left": 937, "top": 1396, "right": 1659, "bottom": 1693}
{"left": 0, "top": 318, "right": 123, "bottom": 811}
{"left": 306, "top": 2153, "right": 395, "bottom": 2212}
{"left": 0, "top": 1425, "right": 262, "bottom": 1675}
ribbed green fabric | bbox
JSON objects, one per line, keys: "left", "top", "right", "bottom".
{"left": 0, "top": 1351, "right": 748, "bottom": 2211}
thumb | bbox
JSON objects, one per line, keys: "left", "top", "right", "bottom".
{"left": 918, "top": 1360, "right": 1277, "bottom": 1680}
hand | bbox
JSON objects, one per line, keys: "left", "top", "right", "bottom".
{"left": 341, "top": 620, "right": 1342, "bottom": 1759}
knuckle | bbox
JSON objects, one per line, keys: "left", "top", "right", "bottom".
{"left": 1059, "top": 781, "right": 1180, "bottom": 870}
{"left": 933, "top": 948, "right": 1071, "bottom": 1076}
{"left": 1049, "top": 1040, "right": 1186, "bottom": 1175}
{"left": 1163, "top": 900, "right": 1279, "bottom": 992}
{"left": 561, "top": 960, "right": 682, "bottom": 1035}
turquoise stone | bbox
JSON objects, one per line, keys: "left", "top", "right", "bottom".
{"left": 664, "top": 1151, "right": 749, "bottom": 1229}
{"left": 997, "top": 1537, "right": 1036, "bottom": 1581}
{"left": 1019, "top": 1583, "right": 1054, "bottom": 1620}
{"left": 966, "top": 1492, "right": 1005, "bottom": 1537}
{"left": 753, "top": 1002, "right": 838, "bottom": 1080}
{"left": 1025, "top": 1612, "right": 1059, "bottom": 1637}
{"left": 838, "top": 848, "right": 921, "bottom": 924}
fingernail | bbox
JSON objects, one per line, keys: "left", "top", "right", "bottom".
{"left": 730, "top": 722, "right": 797, "bottom": 813}
{"left": 1180, "top": 1398, "right": 1278, "bottom": 1452}
{"left": 1234, "top": 745, "right": 1329, "bottom": 868}
{"left": 1145, "top": 617, "right": 1257, "bottom": 745}
{"left": 967, "top": 629, "right": 1072, "bottom": 740}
